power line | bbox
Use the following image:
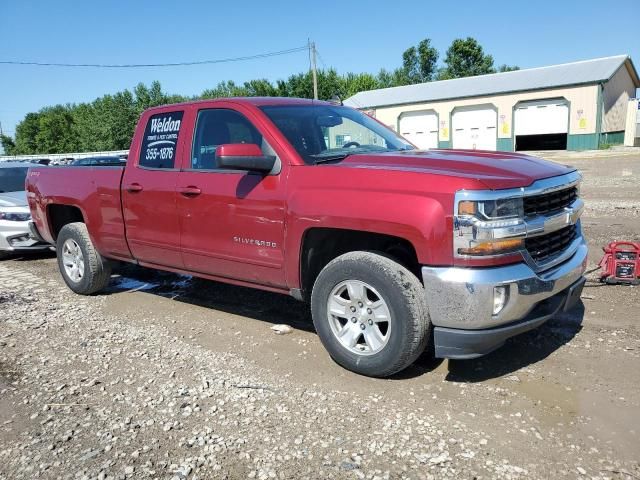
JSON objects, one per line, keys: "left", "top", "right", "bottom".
{"left": 0, "top": 46, "right": 309, "bottom": 69}
{"left": 315, "top": 48, "right": 328, "bottom": 70}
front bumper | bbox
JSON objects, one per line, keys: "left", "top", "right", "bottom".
{"left": 422, "top": 239, "right": 588, "bottom": 359}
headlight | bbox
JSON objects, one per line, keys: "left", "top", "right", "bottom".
{"left": 454, "top": 196, "right": 526, "bottom": 257}
{"left": 0, "top": 210, "right": 31, "bottom": 222}
{"left": 458, "top": 198, "right": 523, "bottom": 220}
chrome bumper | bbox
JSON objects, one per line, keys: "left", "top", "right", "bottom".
{"left": 432, "top": 276, "right": 585, "bottom": 359}
{"left": 422, "top": 238, "right": 588, "bottom": 331}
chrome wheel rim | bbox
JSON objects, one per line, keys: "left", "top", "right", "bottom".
{"left": 62, "top": 239, "right": 85, "bottom": 283}
{"left": 327, "top": 280, "right": 391, "bottom": 356}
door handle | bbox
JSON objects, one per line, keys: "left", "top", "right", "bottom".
{"left": 179, "top": 186, "right": 202, "bottom": 197}
{"left": 126, "top": 183, "right": 143, "bottom": 193}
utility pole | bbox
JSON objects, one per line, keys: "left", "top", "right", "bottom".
{"left": 309, "top": 40, "right": 318, "bottom": 100}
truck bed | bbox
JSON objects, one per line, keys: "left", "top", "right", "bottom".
{"left": 26, "top": 165, "right": 132, "bottom": 260}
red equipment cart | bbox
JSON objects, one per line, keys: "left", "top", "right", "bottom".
{"left": 598, "top": 241, "right": 640, "bottom": 285}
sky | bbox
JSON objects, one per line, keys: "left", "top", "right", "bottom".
{"left": 1, "top": 0, "right": 639, "bottom": 144}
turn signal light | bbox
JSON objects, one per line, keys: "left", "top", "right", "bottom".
{"left": 458, "top": 238, "right": 524, "bottom": 256}
{"left": 458, "top": 201, "right": 477, "bottom": 215}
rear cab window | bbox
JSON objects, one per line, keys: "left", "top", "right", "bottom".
{"left": 139, "top": 111, "right": 185, "bottom": 169}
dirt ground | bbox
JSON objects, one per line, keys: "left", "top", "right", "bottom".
{"left": 1, "top": 153, "right": 639, "bottom": 479}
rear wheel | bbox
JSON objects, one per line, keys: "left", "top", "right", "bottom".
{"left": 56, "top": 222, "right": 111, "bottom": 294}
{"left": 311, "top": 251, "right": 430, "bottom": 377}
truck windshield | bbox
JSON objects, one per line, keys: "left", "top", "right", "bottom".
{"left": 0, "top": 167, "right": 29, "bottom": 193}
{"left": 260, "top": 105, "right": 414, "bottom": 164}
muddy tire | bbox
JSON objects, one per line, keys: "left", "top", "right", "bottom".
{"left": 311, "top": 251, "right": 430, "bottom": 378}
{"left": 56, "top": 222, "right": 111, "bottom": 295}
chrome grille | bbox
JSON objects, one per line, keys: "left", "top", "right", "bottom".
{"left": 524, "top": 186, "right": 578, "bottom": 217}
{"left": 525, "top": 225, "right": 577, "bottom": 263}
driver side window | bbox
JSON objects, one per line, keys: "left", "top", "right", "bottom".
{"left": 191, "top": 109, "right": 265, "bottom": 170}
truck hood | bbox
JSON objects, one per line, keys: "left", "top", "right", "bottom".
{"left": 334, "top": 149, "right": 575, "bottom": 190}
{"left": 0, "top": 190, "right": 28, "bottom": 207}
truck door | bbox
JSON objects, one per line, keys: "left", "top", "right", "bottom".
{"left": 176, "top": 106, "right": 287, "bottom": 287}
{"left": 121, "top": 109, "right": 185, "bottom": 268}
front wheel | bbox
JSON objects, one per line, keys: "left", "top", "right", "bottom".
{"left": 311, "top": 251, "right": 431, "bottom": 377}
{"left": 56, "top": 222, "right": 111, "bottom": 295}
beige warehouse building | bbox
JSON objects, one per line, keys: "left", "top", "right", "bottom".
{"left": 345, "top": 55, "right": 639, "bottom": 151}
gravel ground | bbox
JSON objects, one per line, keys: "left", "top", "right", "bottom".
{"left": 1, "top": 153, "right": 639, "bottom": 479}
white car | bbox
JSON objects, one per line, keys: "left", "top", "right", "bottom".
{"left": 0, "top": 162, "right": 51, "bottom": 258}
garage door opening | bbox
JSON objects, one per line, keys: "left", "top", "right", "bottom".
{"left": 515, "top": 133, "right": 567, "bottom": 150}
{"left": 514, "top": 100, "right": 569, "bottom": 151}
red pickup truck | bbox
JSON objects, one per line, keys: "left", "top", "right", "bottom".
{"left": 26, "top": 97, "right": 587, "bottom": 377}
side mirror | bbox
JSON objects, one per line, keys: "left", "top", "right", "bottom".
{"left": 215, "top": 144, "right": 276, "bottom": 173}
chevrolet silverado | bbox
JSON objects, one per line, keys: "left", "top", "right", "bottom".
{"left": 26, "top": 98, "right": 587, "bottom": 377}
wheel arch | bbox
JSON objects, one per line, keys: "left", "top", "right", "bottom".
{"left": 47, "top": 204, "right": 86, "bottom": 241}
{"left": 297, "top": 227, "right": 422, "bottom": 301}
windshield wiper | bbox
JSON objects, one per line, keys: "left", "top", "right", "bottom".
{"left": 313, "top": 153, "right": 351, "bottom": 164}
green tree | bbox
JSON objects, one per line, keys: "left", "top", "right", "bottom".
{"left": 74, "top": 90, "right": 139, "bottom": 151}
{"left": 376, "top": 68, "right": 411, "bottom": 88}
{"left": 317, "top": 69, "right": 346, "bottom": 100}
{"left": 279, "top": 72, "right": 310, "bottom": 98}
{"left": 72, "top": 102, "right": 100, "bottom": 151}
{"left": 243, "top": 79, "right": 279, "bottom": 97}
{"left": 134, "top": 81, "right": 171, "bottom": 113}
{"left": 402, "top": 46, "right": 421, "bottom": 84}
{"left": 401, "top": 39, "right": 439, "bottom": 84}
{"left": 34, "top": 105, "right": 79, "bottom": 153}
{"left": 201, "top": 80, "right": 249, "bottom": 98}
{"left": 108, "top": 90, "right": 139, "bottom": 149}
{"left": 341, "top": 72, "right": 379, "bottom": 99}
{"left": 417, "top": 39, "right": 439, "bottom": 82}
{"left": 498, "top": 64, "right": 520, "bottom": 72}
{"left": 439, "top": 37, "right": 495, "bottom": 79}
{"left": 268, "top": 69, "right": 345, "bottom": 100}
{"left": 0, "top": 134, "right": 16, "bottom": 155}
{"left": 14, "top": 113, "right": 41, "bottom": 154}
